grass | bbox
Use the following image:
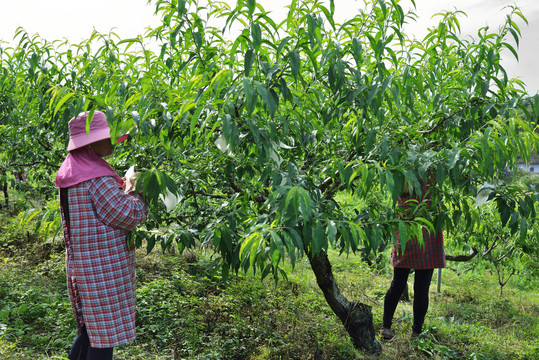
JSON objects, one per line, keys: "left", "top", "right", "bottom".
{"left": 1, "top": 208, "right": 538, "bottom": 359}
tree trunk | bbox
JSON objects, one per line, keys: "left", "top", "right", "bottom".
{"left": 307, "top": 249, "right": 381, "bottom": 353}
{"left": 400, "top": 283, "right": 410, "bottom": 302}
{"left": 2, "top": 181, "right": 8, "bottom": 208}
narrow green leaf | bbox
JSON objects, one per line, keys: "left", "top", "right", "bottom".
{"left": 276, "top": 36, "right": 292, "bottom": 59}
{"left": 251, "top": 23, "right": 262, "bottom": 50}
{"left": 312, "top": 221, "right": 325, "bottom": 255}
{"left": 243, "top": 76, "right": 254, "bottom": 99}
{"left": 448, "top": 149, "right": 460, "bottom": 170}
{"left": 380, "top": 75, "right": 394, "bottom": 94}
{"left": 283, "top": 187, "right": 297, "bottom": 221}
{"left": 366, "top": 83, "right": 380, "bottom": 106}
{"left": 54, "top": 92, "right": 74, "bottom": 116}
{"left": 481, "top": 80, "right": 489, "bottom": 97}
{"left": 502, "top": 42, "right": 519, "bottom": 61}
{"left": 298, "top": 187, "right": 311, "bottom": 219}
{"left": 85, "top": 108, "right": 95, "bottom": 136}
{"left": 244, "top": 49, "right": 254, "bottom": 76}
{"left": 255, "top": 81, "right": 277, "bottom": 117}
{"left": 290, "top": 50, "right": 300, "bottom": 81}
{"left": 520, "top": 218, "right": 527, "bottom": 241}
{"left": 327, "top": 220, "right": 337, "bottom": 245}
{"left": 398, "top": 222, "right": 408, "bottom": 254}
{"left": 247, "top": 0, "right": 256, "bottom": 16}
{"left": 435, "top": 163, "right": 446, "bottom": 187}
{"left": 415, "top": 217, "right": 435, "bottom": 234}
{"left": 391, "top": 170, "right": 405, "bottom": 206}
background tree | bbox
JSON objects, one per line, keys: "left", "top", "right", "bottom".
{"left": 1, "top": 0, "right": 538, "bottom": 352}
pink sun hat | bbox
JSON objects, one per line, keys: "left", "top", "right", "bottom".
{"left": 67, "top": 111, "right": 111, "bottom": 151}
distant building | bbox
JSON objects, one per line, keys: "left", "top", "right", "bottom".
{"left": 516, "top": 163, "right": 539, "bottom": 174}
{"left": 516, "top": 153, "right": 539, "bottom": 174}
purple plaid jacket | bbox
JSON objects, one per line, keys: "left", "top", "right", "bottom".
{"left": 60, "top": 176, "right": 148, "bottom": 348}
{"left": 391, "top": 181, "right": 446, "bottom": 270}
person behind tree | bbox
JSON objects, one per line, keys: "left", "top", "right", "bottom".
{"left": 56, "top": 111, "right": 148, "bottom": 360}
{"left": 380, "top": 175, "right": 445, "bottom": 340}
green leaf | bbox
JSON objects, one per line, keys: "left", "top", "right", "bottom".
{"left": 385, "top": 170, "right": 395, "bottom": 199}
{"left": 349, "top": 222, "right": 366, "bottom": 252}
{"left": 312, "top": 221, "right": 325, "bottom": 255}
{"left": 298, "top": 187, "right": 311, "bottom": 220}
{"left": 279, "top": 78, "right": 292, "bottom": 103}
{"left": 243, "top": 77, "right": 256, "bottom": 114}
{"left": 380, "top": 75, "right": 394, "bottom": 94}
{"left": 290, "top": 50, "right": 300, "bottom": 81}
{"left": 435, "top": 163, "right": 446, "bottom": 187}
{"left": 448, "top": 149, "right": 460, "bottom": 170}
{"left": 327, "top": 220, "right": 337, "bottom": 245}
{"left": 415, "top": 217, "right": 435, "bottom": 235}
{"left": 255, "top": 81, "right": 277, "bottom": 117}
{"left": 244, "top": 49, "right": 255, "bottom": 76}
{"left": 276, "top": 36, "right": 292, "bottom": 59}
{"left": 398, "top": 222, "right": 408, "bottom": 254}
{"left": 142, "top": 171, "right": 160, "bottom": 206}
{"left": 147, "top": 235, "right": 156, "bottom": 253}
{"left": 366, "top": 83, "right": 380, "bottom": 106}
{"left": 364, "top": 129, "right": 377, "bottom": 154}
{"left": 481, "top": 80, "right": 489, "bottom": 97}
{"left": 251, "top": 23, "right": 262, "bottom": 50}
{"left": 281, "top": 231, "right": 296, "bottom": 268}
{"left": 222, "top": 114, "right": 234, "bottom": 144}
{"left": 502, "top": 42, "right": 519, "bottom": 61}
{"left": 287, "top": 228, "right": 304, "bottom": 250}
{"left": 283, "top": 187, "right": 298, "bottom": 221}
{"left": 498, "top": 200, "right": 512, "bottom": 227}
{"left": 247, "top": 0, "right": 256, "bottom": 16}
{"left": 519, "top": 218, "right": 527, "bottom": 241}
{"left": 391, "top": 170, "right": 405, "bottom": 206}
{"left": 270, "top": 230, "right": 284, "bottom": 266}
{"left": 54, "top": 92, "right": 75, "bottom": 116}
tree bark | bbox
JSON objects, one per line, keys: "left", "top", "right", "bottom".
{"left": 445, "top": 248, "right": 479, "bottom": 262}
{"left": 2, "top": 181, "right": 8, "bottom": 208}
{"left": 400, "top": 283, "right": 410, "bottom": 302}
{"left": 307, "top": 249, "right": 381, "bottom": 353}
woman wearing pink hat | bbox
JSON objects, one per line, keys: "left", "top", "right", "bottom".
{"left": 56, "top": 111, "right": 148, "bottom": 359}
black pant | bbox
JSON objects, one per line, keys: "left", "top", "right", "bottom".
{"left": 68, "top": 325, "right": 114, "bottom": 360}
{"left": 383, "top": 268, "right": 434, "bottom": 334}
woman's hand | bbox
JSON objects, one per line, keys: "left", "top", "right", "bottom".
{"left": 124, "top": 172, "right": 140, "bottom": 193}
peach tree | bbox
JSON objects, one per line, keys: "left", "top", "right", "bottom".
{"left": 1, "top": 0, "right": 538, "bottom": 352}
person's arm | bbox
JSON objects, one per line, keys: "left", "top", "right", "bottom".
{"left": 87, "top": 176, "right": 148, "bottom": 231}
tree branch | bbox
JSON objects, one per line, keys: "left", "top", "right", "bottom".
{"left": 445, "top": 247, "right": 479, "bottom": 262}
{"left": 9, "top": 161, "right": 60, "bottom": 169}
{"left": 226, "top": 172, "right": 266, "bottom": 204}
{"left": 36, "top": 138, "right": 52, "bottom": 151}
{"left": 189, "top": 182, "right": 199, "bottom": 211}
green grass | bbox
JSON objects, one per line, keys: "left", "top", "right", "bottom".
{"left": 1, "top": 209, "right": 538, "bottom": 359}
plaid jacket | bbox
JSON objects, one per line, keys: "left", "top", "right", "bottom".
{"left": 60, "top": 176, "right": 148, "bottom": 348}
{"left": 391, "top": 181, "right": 446, "bottom": 270}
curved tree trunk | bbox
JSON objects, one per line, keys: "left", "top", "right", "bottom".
{"left": 307, "top": 249, "right": 381, "bottom": 353}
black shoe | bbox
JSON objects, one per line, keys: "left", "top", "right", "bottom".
{"left": 380, "top": 327, "right": 395, "bottom": 340}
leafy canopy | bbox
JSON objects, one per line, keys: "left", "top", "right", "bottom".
{"left": 0, "top": 0, "right": 537, "bottom": 281}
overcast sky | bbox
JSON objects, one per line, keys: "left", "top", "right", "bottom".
{"left": 1, "top": 0, "right": 537, "bottom": 94}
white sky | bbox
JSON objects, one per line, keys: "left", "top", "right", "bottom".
{"left": 1, "top": 0, "right": 537, "bottom": 94}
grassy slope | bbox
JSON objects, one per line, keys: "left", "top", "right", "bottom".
{"left": 0, "top": 210, "right": 538, "bottom": 359}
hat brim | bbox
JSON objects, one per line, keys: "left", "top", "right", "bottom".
{"left": 116, "top": 134, "right": 129, "bottom": 144}
{"left": 67, "top": 127, "right": 111, "bottom": 151}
